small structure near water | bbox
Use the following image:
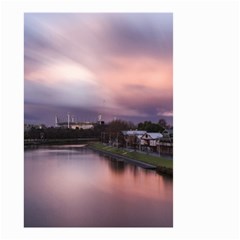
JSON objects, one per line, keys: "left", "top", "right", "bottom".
{"left": 120, "top": 129, "right": 173, "bottom": 156}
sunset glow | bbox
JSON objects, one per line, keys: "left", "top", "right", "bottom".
{"left": 24, "top": 13, "right": 173, "bottom": 125}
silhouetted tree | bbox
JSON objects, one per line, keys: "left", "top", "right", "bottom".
{"left": 158, "top": 118, "right": 167, "bottom": 128}
{"left": 137, "top": 121, "right": 165, "bottom": 132}
{"left": 106, "top": 119, "right": 136, "bottom": 133}
{"left": 105, "top": 119, "right": 136, "bottom": 144}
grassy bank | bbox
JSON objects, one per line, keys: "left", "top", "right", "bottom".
{"left": 88, "top": 142, "right": 173, "bottom": 169}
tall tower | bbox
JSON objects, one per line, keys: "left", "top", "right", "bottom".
{"left": 98, "top": 114, "right": 104, "bottom": 125}
{"left": 55, "top": 116, "right": 58, "bottom": 127}
{"left": 67, "top": 113, "right": 70, "bottom": 128}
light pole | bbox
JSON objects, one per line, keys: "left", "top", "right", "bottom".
{"left": 117, "top": 132, "right": 119, "bottom": 148}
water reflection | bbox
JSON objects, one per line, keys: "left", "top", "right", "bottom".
{"left": 24, "top": 145, "right": 173, "bottom": 227}
{"left": 108, "top": 158, "right": 125, "bottom": 174}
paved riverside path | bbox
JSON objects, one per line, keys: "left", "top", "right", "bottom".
{"left": 120, "top": 147, "right": 173, "bottom": 160}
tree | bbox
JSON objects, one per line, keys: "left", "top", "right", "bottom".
{"left": 158, "top": 118, "right": 167, "bottom": 128}
{"left": 137, "top": 120, "right": 165, "bottom": 132}
{"left": 106, "top": 119, "right": 136, "bottom": 133}
{"left": 105, "top": 119, "right": 136, "bottom": 144}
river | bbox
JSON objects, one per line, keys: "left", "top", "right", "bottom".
{"left": 24, "top": 144, "right": 173, "bottom": 227}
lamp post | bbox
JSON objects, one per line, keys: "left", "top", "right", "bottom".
{"left": 116, "top": 132, "right": 119, "bottom": 148}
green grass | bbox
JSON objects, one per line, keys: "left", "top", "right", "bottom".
{"left": 88, "top": 142, "right": 173, "bottom": 169}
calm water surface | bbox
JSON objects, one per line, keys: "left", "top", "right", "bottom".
{"left": 24, "top": 145, "right": 173, "bottom": 227}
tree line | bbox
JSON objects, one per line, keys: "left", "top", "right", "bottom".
{"left": 24, "top": 119, "right": 171, "bottom": 140}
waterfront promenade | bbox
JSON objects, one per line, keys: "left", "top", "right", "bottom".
{"left": 88, "top": 142, "right": 173, "bottom": 176}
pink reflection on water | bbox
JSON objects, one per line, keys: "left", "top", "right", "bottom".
{"left": 24, "top": 146, "right": 173, "bottom": 227}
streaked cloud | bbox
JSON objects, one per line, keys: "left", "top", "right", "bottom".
{"left": 157, "top": 110, "right": 173, "bottom": 117}
{"left": 24, "top": 13, "right": 173, "bottom": 125}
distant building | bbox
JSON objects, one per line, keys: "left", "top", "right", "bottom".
{"left": 121, "top": 130, "right": 147, "bottom": 148}
{"left": 57, "top": 121, "right": 94, "bottom": 130}
{"left": 24, "top": 124, "right": 46, "bottom": 131}
{"left": 122, "top": 130, "right": 147, "bottom": 136}
{"left": 55, "top": 114, "right": 95, "bottom": 130}
{"left": 157, "top": 128, "right": 173, "bottom": 155}
{"left": 141, "top": 132, "right": 163, "bottom": 147}
{"left": 161, "top": 128, "right": 173, "bottom": 138}
{"left": 110, "top": 128, "right": 173, "bottom": 156}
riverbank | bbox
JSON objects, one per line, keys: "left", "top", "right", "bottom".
{"left": 24, "top": 138, "right": 99, "bottom": 146}
{"left": 88, "top": 142, "right": 173, "bottom": 176}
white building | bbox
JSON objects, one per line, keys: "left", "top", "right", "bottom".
{"left": 55, "top": 114, "right": 94, "bottom": 130}
{"left": 141, "top": 132, "right": 163, "bottom": 146}
{"left": 56, "top": 121, "right": 94, "bottom": 130}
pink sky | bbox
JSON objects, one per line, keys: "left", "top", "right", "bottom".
{"left": 24, "top": 13, "right": 173, "bottom": 125}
